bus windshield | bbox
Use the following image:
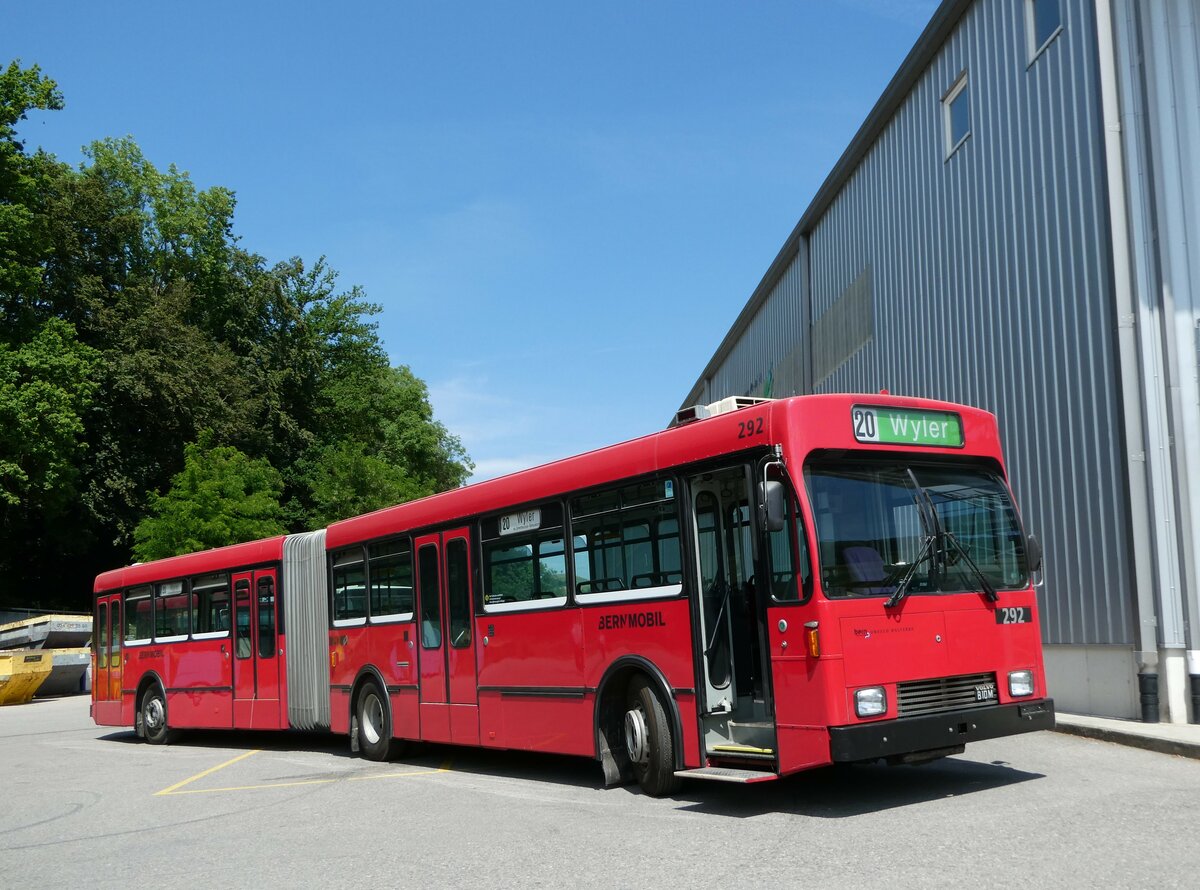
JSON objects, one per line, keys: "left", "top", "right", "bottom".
{"left": 805, "top": 460, "right": 1029, "bottom": 599}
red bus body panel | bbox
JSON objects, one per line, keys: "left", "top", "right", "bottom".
{"left": 93, "top": 537, "right": 286, "bottom": 731}
{"left": 93, "top": 394, "right": 1049, "bottom": 786}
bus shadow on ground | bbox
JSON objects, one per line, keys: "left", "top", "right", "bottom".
{"left": 96, "top": 730, "right": 1043, "bottom": 815}
{"left": 671, "top": 757, "right": 1044, "bottom": 818}
{"left": 99, "top": 728, "right": 355, "bottom": 757}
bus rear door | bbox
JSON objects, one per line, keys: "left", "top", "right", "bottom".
{"left": 93, "top": 594, "right": 122, "bottom": 724}
{"left": 414, "top": 528, "right": 480, "bottom": 745}
{"left": 232, "top": 568, "right": 283, "bottom": 729}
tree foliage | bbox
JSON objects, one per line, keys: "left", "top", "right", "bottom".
{"left": 132, "top": 433, "right": 287, "bottom": 562}
{"left": 0, "top": 60, "right": 472, "bottom": 609}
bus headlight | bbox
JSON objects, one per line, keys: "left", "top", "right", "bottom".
{"left": 1008, "top": 670, "right": 1034, "bottom": 697}
{"left": 855, "top": 686, "right": 887, "bottom": 717}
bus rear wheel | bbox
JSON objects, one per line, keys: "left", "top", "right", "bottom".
{"left": 140, "top": 686, "right": 174, "bottom": 745}
{"left": 624, "top": 676, "right": 681, "bottom": 797}
{"left": 356, "top": 681, "right": 399, "bottom": 761}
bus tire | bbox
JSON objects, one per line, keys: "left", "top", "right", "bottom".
{"left": 140, "top": 685, "right": 174, "bottom": 745}
{"left": 625, "top": 676, "right": 681, "bottom": 796}
{"left": 356, "top": 681, "right": 396, "bottom": 761}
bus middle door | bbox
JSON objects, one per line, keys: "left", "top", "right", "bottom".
{"left": 414, "top": 529, "right": 480, "bottom": 746}
{"left": 232, "top": 569, "right": 283, "bottom": 730}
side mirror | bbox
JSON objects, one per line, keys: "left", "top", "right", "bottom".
{"left": 759, "top": 480, "right": 786, "bottom": 532}
{"left": 1026, "top": 534, "right": 1043, "bottom": 574}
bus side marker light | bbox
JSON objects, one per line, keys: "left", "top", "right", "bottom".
{"left": 804, "top": 621, "right": 820, "bottom": 658}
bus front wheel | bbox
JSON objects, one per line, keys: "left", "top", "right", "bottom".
{"left": 624, "top": 676, "right": 681, "bottom": 797}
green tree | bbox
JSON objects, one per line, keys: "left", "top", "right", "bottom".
{"left": 0, "top": 60, "right": 64, "bottom": 340}
{"left": 0, "top": 61, "right": 473, "bottom": 609}
{"left": 132, "top": 432, "right": 287, "bottom": 561}
{"left": 0, "top": 318, "right": 98, "bottom": 510}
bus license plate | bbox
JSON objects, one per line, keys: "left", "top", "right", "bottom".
{"left": 975, "top": 683, "right": 997, "bottom": 702}
{"left": 996, "top": 606, "right": 1032, "bottom": 624}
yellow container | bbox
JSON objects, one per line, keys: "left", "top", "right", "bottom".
{"left": 0, "top": 650, "right": 53, "bottom": 705}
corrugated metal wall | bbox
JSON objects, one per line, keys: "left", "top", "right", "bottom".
{"left": 704, "top": 0, "right": 1136, "bottom": 646}
{"left": 708, "top": 251, "right": 807, "bottom": 400}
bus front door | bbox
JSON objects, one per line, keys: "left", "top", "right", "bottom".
{"left": 232, "top": 568, "right": 283, "bottom": 729}
{"left": 414, "top": 528, "right": 480, "bottom": 746}
{"left": 689, "top": 465, "right": 770, "bottom": 717}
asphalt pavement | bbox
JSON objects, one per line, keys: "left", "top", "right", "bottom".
{"left": 2, "top": 696, "right": 1198, "bottom": 889}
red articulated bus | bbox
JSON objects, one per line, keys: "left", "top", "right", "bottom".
{"left": 92, "top": 393, "right": 1054, "bottom": 795}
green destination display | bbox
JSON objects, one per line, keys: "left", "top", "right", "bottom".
{"left": 851, "top": 405, "right": 964, "bottom": 447}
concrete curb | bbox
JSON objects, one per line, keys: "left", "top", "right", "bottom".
{"left": 1053, "top": 720, "right": 1200, "bottom": 761}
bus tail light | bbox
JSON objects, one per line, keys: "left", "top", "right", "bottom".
{"left": 804, "top": 621, "right": 820, "bottom": 658}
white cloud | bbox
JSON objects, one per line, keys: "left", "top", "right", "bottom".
{"left": 428, "top": 373, "right": 586, "bottom": 483}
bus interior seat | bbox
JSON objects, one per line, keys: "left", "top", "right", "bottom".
{"left": 842, "top": 544, "right": 887, "bottom": 591}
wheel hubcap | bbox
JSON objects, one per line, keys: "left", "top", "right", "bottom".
{"left": 624, "top": 706, "right": 649, "bottom": 765}
{"left": 363, "top": 695, "right": 383, "bottom": 745}
{"left": 145, "top": 698, "right": 164, "bottom": 731}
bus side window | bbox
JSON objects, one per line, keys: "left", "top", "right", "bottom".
{"left": 97, "top": 602, "right": 108, "bottom": 670}
{"left": 235, "top": 582, "right": 252, "bottom": 659}
{"left": 419, "top": 544, "right": 441, "bottom": 648}
{"left": 767, "top": 469, "right": 811, "bottom": 603}
{"left": 111, "top": 600, "right": 122, "bottom": 667}
{"left": 257, "top": 577, "right": 275, "bottom": 659}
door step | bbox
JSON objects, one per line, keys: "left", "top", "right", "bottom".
{"left": 710, "top": 743, "right": 774, "bottom": 756}
{"left": 727, "top": 719, "right": 776, "bottom": 751}
{"left": 674, "top": 767, "right": 778, "bottom": 784}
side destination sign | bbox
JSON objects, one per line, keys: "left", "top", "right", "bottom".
{"left": 852, "top": 405, "right": 964, "bottom": 448}
{"left": 500, "top": 508, "right": 541, "bottom": 536}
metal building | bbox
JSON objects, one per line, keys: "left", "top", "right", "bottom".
{"left": 682, "top": 0, "right": 1200, "bottom": 723}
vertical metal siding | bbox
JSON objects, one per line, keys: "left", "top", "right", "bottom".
{"left": 704, "top": 0, "right": 1134, "bottom": 646}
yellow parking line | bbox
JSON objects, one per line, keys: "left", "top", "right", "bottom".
{"left": 164, "top": 778, "right": 337, "bottom": 795}
{"left": 349, "top": 759, "right": 453, "bottom": 781}
{"left": 156, "top": 754, "right": 454, "bottom": 797}
{"left": 155, "top": 749, "right": 261, "bottom": 796}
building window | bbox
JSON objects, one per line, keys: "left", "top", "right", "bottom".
{"left": 943, "top": 71, "right": 970, "bottom": 157}
{"left": 1026, "top": 0, "right": 1063, "bottom": 60}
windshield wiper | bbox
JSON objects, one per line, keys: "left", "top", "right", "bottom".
{"left": 885, "top": 533, "right": 936, "bottom": 609}
{"left": 943, "top": 532, "right": 999, "bottom": 602}
{"left": 884, "top": 469, "right": 943, "bottom": 609}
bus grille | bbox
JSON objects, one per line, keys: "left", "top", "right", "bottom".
{"left": 896, "top": 672, "right": 999, "bottom": 717}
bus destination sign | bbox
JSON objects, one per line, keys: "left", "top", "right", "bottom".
{"left": 852, "top": 405, "right": 964, "bottom": 448}
{"left": 499, "top": 508, "right": 541, "bottom": 536}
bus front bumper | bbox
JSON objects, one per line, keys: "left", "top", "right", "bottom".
{"left": 828, "top": 699, "right": 1056, "bottom": 763}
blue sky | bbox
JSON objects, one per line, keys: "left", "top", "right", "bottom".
{"left": 5, "top": 0, "right": 938, "bottom": 481}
